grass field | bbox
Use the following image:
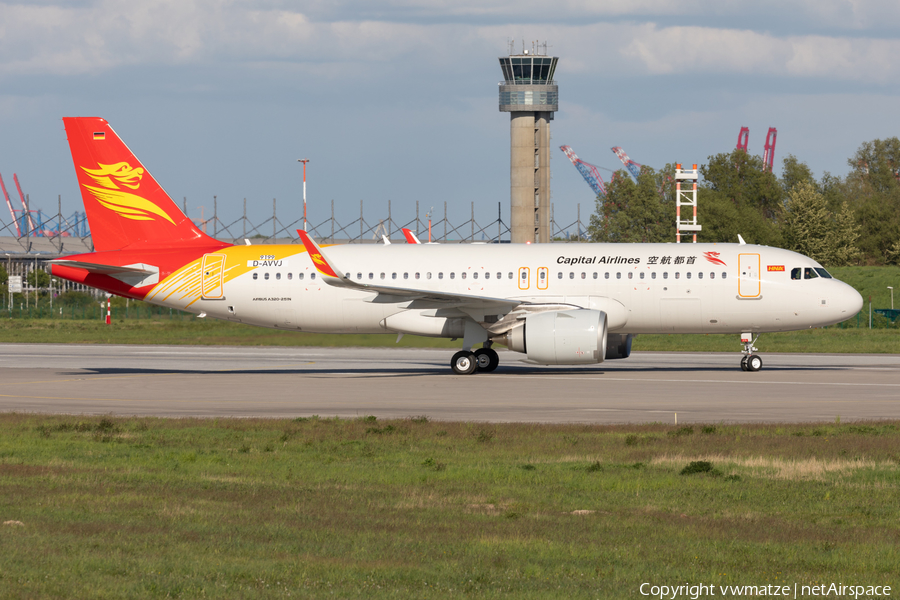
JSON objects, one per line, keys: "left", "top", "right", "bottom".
{"left": 1, "top": 415, "right": 898, "bottom": 598}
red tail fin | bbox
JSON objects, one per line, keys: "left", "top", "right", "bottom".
{"left": 63, "top": 117, "right": 220, "bottom": 251}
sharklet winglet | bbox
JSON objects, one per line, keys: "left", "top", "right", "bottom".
{"left": 297, "top": 230, "right": 342, "bottom": 279}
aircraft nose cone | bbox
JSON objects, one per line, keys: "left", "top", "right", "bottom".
{"left": 839, "top": 282, "right": 864, "bottom": 316}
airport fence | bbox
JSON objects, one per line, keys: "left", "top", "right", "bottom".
{"left": 1, "top": 301, "right": 192, "bottom": 321}
{"left": 0, "top": 198, "right": 590, "bottom": 251}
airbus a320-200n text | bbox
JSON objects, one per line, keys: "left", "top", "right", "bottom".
{"left": 51, "top": 117, "right": 864, "bottom": 374}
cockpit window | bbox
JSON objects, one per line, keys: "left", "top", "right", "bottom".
{"left": 804, "top": 267, "right": 819, "bottom": 280}
{"left": 815, "top": 268, "right": 833, "bottom": 279}
{"left": 791, "top": 268, "right": 801, "bottom": 280}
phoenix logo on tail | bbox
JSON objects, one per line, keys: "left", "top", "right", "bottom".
{"left": 80, "top": 161, "right": 176, "bottom": 226}
{"left": 82, "top": 162, "right": 144, "bottom": 189}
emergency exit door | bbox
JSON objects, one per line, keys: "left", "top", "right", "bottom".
{"left": 201, "top": 254, "right": 226, "bottom": 299}
{"left": 738, "top": 253, "right": 760, "bottom": 298}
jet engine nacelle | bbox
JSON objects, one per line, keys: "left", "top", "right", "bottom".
{"left": 505, "top": 309, "right": 608, "bottom": 365}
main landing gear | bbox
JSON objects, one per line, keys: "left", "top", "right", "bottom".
{"left": 451, "top": 345, "right": 499, "bottom": 375}
{"left": 740, "top": 333, "right": 763, "bottom": 372}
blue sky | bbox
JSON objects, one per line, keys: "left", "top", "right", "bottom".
{"left": 1, "top": 0, "right": 898, "bottom": 237}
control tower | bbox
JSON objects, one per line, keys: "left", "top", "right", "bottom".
{"left": 499, "top": 42, "right": 558, "bottom": 243}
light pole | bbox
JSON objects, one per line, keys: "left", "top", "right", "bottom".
{"left": 889, "top": 286, "right": 894, "bottom": 310}
{"left": 297, "top": 159, "right": 309, "bottom": 232}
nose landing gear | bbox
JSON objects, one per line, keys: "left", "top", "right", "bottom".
{"left": 740, "top": 333, "right": 762, "bottom": 372}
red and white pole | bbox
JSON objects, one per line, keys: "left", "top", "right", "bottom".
{"left": 298, "top": 159, "right": 309, "bottom": 232}
{"left": 106, "top": 298, "right": 111, "bottom": 325}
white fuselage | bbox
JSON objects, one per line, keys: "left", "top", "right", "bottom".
{"left": 150, "top": 242, "right": 863, "bottom": 337}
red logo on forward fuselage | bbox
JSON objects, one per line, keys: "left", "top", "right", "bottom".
{"left": 703, "top": 251, "right": 727, "bottom": 266}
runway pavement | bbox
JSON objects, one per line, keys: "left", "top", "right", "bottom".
{"left": 0, "top": 344, "right": 898, "bottom": 423}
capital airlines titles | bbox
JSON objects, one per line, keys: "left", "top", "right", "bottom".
{"left": 557, "top": 255, "right": 701, "bottom": 266}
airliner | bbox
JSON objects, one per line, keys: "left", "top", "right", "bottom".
{"left": 50, "top": 118, "right": 863, "bottom": 374}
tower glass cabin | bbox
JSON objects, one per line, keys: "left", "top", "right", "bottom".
{"left": 499, "top": 49, "right": 559, "bottom": 243}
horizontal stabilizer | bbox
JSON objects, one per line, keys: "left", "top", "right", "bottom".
{"left": 50, "top": 260, "right": 159, "bottom": 287}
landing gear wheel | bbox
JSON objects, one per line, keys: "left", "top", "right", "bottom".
{"left": 740, "top": 356, "right": 749, "bottom": 371}
{"left": 451, "top": 350, "right": 477, "bottom": 375}
{"left": 474, "top": 348, "right": 500, "bottom": 373}
{"left": 746, "top": 354, "right": 763, "bottom": 372}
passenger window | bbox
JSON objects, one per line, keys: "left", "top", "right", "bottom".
{"left": 427, "top": 272, "right": 432, "bottom": 279}
{"left": 698, "top": 272, "right": 703, "bottom": 279}
{"left": 616, "top": 272, "right": 621, "bottom": 279}
{"left": 663, "top": 272, "right": 668, "bottom": 279}
{"left": 539, "top": 271, "right": 546, "bottom": 281}
{"left": 264, "top": 273, "right": 270, "bottom": 280}
{"left": 276, "top": 273, "right": 281, "bottom": 280}
{"left": 722, "top": 272, "right": 727, "bottom": 279}
{"left": 687, "top": 272, "right": 692, "bottom": 279}
{"left": 310, "top": 273, "right": 316, "bottom": 280}
{"left": 357, "top": 273, "right": 362, "bottom": 280}
{"left": 791, "top": 268, "right": 802, "bottom": 280}
{"left": 710, "top": 272, "right": 715, "bottom": 279}
{"left": 485, "top": 272, "right": 490, "bottom": 279}
{"left": 450, "top": 273, "right": 455, "bottom": 279}
{"left": 804, "top": 267, "right": 819, "bottom": 279}
{"left": 593, "top": 272, "right": 598, "bottom": 279}
{"left": 473, "top": 272, "right": 478, "bottom": 280}
{"left": 508, "top": 272, "right": 513, "bottom": 279}
{"left": 581, "top": 272, "right": 586, "bottom": 279}
{"left": 299, "top": 273, "right": 305, "bottom": 280}
{"left": 438, "top": 272, "right": 443, "bottom": 279}
{"left": 461, "top": 272, "right": 466, "bottom": 280}
{"left": 639, "top": 272, "right": 645, "bottom": 280}
{"left": 369, "top": 273, "right": 374, "bottom": 280}
{"left": 675, "top": 272, "right": 680, "bottom": 279}
{"left": 497, "top": 273, "right": 502, "bottom": 280}
{"left": 627, "top": 272, "right": 633, "bottom": 280}
{"left": 252, "top": 272, "right": 258, "bottom": 280}
{"left": 605, "top": 273, "right": 609, "bottom": 279}
{"left": 651, "top": 272, "right": 656, "bottom": 279}
{"left": 569, "top": 272, "right": 575, "bottom": 279}
{"left": 415, "top": 272, "right": 420, "bottom": 279}
{"left": 403, "top": 273, "right": 408, "bottom": 280}
{"left": 558, "top": 272, "right": 563, "bottom": 279}
{"left": 392, "top": 273, "right": 397, "bottom": 280}
{"left": 380, "top": 273, "right": 385, "bottom": 280}
{"left": 287, "top": 272, "right": 292, "bottom": 280}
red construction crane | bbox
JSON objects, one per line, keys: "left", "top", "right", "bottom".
{"left": 736, "top": 127, "right": 749, "bottom": 151}
{"left": 610, "top": 147, "right": 642, "bottom": 181}
{"left": 763, "top": 127, "right": 777, "bottom": 172}
{"left": 559, "top": 145, "right": 607, "bottom": 197}
{"left": 0, "top": 172, "right": 21, "bottom": 236}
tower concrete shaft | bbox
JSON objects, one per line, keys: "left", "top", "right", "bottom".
{"left": 499, "top": 46, "right": 558, "bottom": 243}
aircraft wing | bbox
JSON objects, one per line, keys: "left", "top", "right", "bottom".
{"left": 296, "top": 230, "right": 521, "bottom": 310}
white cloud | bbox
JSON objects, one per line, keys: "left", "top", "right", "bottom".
{"left": 2, "top": 1, "right": 899, "bottom": 85}
{"left": 621, "top": 24, "right": 900, "bottom": 82}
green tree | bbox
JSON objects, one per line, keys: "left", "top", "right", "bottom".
{"left": 587, "top": 166, "right": 675, "bottom": 243}
{"left": 0, "top": 263, "right": 7, "bottom": 283}
{"left": 783, "top": 181, "right": 860, "bottom": 266}
{"left": 699, "top": 150, "right": 784, "bottom": 245}
{"left": 26, "top": 269, "right": 50, "bottom": 288}
{"left": 843, "top": 138, "right": 900, "bottom": 262}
